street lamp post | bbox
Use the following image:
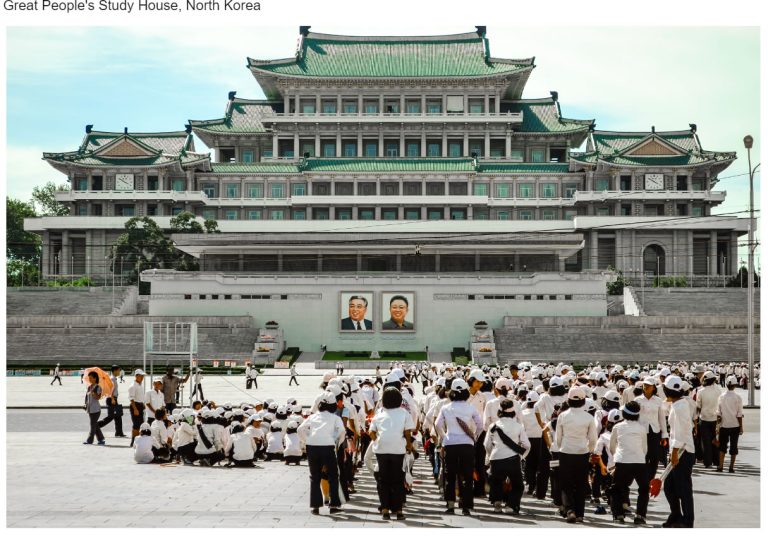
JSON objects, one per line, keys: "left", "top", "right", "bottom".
{"left": 743, "top": 135, "right": 760, "bottom": 407}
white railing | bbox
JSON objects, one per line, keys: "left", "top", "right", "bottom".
{"left": 55, "top": 190, "right": 209, "bottom": 203}
{"left": 262, "top": 111, "right": 524, "bottom": 123}
{"left": 573, "top": 190, "right": 726, "bottom": 203}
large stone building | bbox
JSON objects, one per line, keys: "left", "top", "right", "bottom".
{"left": 24, "top": 27, "right": 749, "bottom": 352}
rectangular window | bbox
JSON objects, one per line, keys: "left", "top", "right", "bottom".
{"left": 291, "top": 183, "right": 306, "bottom": 196}
{"left": 246, "top": 184, "right": 263, "bottom": 198}
{"left": 427, "top": 143, "right": 441, "bottom": 157}
{"left": 448, "top": 141, "right": 462, "bottom": 157}
{"left": 300, "top": 142, "right": 315, "bottom": 158}
{"left": 469, "top": 141, "right": 483, "bottom": 157}
{"left": 564, "top": 184, "right": 578, "bottom": 198}
{"left": 262, "top": 150, "right": 273, "bottom": 158}
{"left": 242, "top": 150, "right": 254, "bottom": 163}
{"left": 468, "top": 99, "right": 484, "bottom": 114}
{"left": 171, "top": 207, "right": 182, "bottom": 216}
{"left": 342, "top": 100, "right": 357, "bottom": 114}
{"left": 364, "top": 101, "right": 379, "bottom": 114}
{"left": 293, "top": 209, "right": 306, "bottom": 220}
{"left": 322, "top": 101, "right": 337, "bottom": 114}
{"left": 405, "top": 101, "right": 420, "bottom": 114}
{"left": 359, "top": 209, "right": 374, "bottom": 220}
{"left": 313, "top": 208, "right": 330, "bottom": 220}
{"left": 203, "top": 209, "right": 217, "bottom": 220}
{"left": 405, "top": 208, "right": 421, "bottom": 220}
{"left": 564, "top": 210, "right": 577, "bottom": 220}
{"left": 336, "top": 208, "right": 352, "bottom": 220}
{"left": 385, "top": 142, "right": 399, "bottom": 157}
{"left": 225, "top": 210, "right": 238, "bottom": 220}
{"left": 595, "top": 178, "right": 610, "bottom": 191}
{"left": 450, "top": 208, "right": 466, "bottom": 220}
{"left": 509, "top": 148, "right": 524, "bottom": 160}
{"left": 225, "top": 183, "right": 239, "bottom": 198}
{"left": 497, "top": 210, "right": 510, "bottom": 220}
{"left": 301, "top": 101, "right": 316, "bottom": 114}
{"left": 596, "top": 207, "right": 610, "bottom": 216}
{"left": 621, "top": 204, "right": 632, "bottom": 216}
{"left": 364, "top": 142, "right": 378, "bottom": 157}
{"left": 446, "top": 95, "right": 464, "bottom": 113}
{"left": 473, "top": 183, "right": 488, "bottom": 196}
{"left": 335, "top": 182, "right": 353, "bottom": 195}
{"left": 381, "top": 208, "right": 397, "bottom": 220}
{"left": 519, "top": 210, "right": 533, "bottom": 220}
{"left": 474, "top": 208, "right": 489, "bottom": 220}
{"left": 495, "top": 183, "right": 510, "bottom": 198}
{"left": 270, "top": 210, "right": 284, "bottom": 220}
{"left": 322, "top": 142, "right": 336, "bottom": 157}
{"left": 270, "top": 184, "right": 285, "bottom": 198}
{"left": 540, "top": 183, "right": 557, "bottom": 198}
{"left": 247, "top": 210, "right": 262, "bottom": 220}
{"left": 542, "top": 209, "right": 556, "bottom": 220}
{"left": 530, "top": 149, "right": 546, "bottom": 163}
{"left": 427, "top": 208, "right": 443, "bottom": 220}
{"left": 343, "top": 142, "right": 357, "bottom": 157}
{"left": 358, "top": 182, "right": 376, "bottom": 195}
{"left": 172, "top": 179, "right": 185, "bottom": 192}
{"left": 406, "top": 142, "right": 420, "bottom": 157}
{"left": 118, "top": 205, "right": 135, "bottom": 217}
{"left": 76, "top": 178, "right": 88, "bottom": 191}
{"left": 78, "top": 205, "right": 88, "bottom": 216}
{"left": 518, "top": 184, "right": 533, "bottom": 198}
{"left": 426, "top": 100, "right": 442, "bottom": 114}
{"left": 692, "top": 206, "right": 703, "bottom": 217}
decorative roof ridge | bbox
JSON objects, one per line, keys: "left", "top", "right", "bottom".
{"left": 84, "top": 129, "right": 190, "bottom": 138}
{"left": 231, "top": 97, "right": 281, "bottom": 105}
{"left": 488, "top": 56, "right": 535, "bottom": 66}
{"left": 592, "top": 129, "right": 695, "bottom": 137}
{"left": 89, "top": 133, "right": 162, "bottom": 158}
{"left": 302, "top": 31, "right": 485, "bottom": 43}
{"left": 503, "top": 97, "right": 556, "bottom": 104}
{"left": 611, "top": 132, "right": 692, "bottom": 158}
{"left": 248, "top": 56, "right": 298, "bottom": 67}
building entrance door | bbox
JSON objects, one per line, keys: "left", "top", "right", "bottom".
{"left": 643, "top": 244, "right": 666, "bottom": 275}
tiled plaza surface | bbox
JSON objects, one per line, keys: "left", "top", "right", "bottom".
{"left": 5, "top": 370, "right": 761, "bottom": 528}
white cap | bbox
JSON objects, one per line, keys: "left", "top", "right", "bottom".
{"left": 549, "top": 376, "right": 563, "bottom": 388}
{"left": 702, "top": 370, "right": 717, "bottom": 381}
{"left": 603, "top": 390, "right": 621, "bottom": 403}
{"left": 139, "top": 422, "right": 151, "bottom": 431}
{"left": 526, "top": 391, "right": 540, "bottom": 403}
{"left": 585, "top": 398, "right": 597, "bottom": 412}
{"left": 319, "top": 391, "right": 336, "bottom": 405}
{"left": 326, "top": 384, "right": 342, "bottom": 397}
{"left": 659, "top": 367, "right": 672, "bottom": 377}
{"left": 494, "top": 378, "right": 513, "bottom": 391}
{"left": 468, "top": 369, "right": 487, "bottom": 383}
{"left": 726, "top": 375, "right": 739, "bottom": 387}
{"left": 134, "top": 369, "right": 146, "bottom": 376}
{"left": 568, "top": 386, "right": 586, "bottom": 400}
{"left": 607, "top": 409, "right": 622, "bottom": 423}
{"left": 680, "top": 381, "right": 691, "bottom": 392}
{"left": 385, "top": 372, "right": 401, "bottom": 384}
{"left": 322, "top": 372, "right": 335, "bottom": 383}
{"left": 451, "top": 379, "right": 469, "bottom": 392}
{"left": 435, "top": 377, "right": 447, "bottom": 387}
{"left": 663, "top": 375, "right": 684, "bottom": 391}
{"left": 595, "top": 372, "right": 608, "bottom": 383}
{"left": 286, "top": 419, "right": 300, "bottom": 429}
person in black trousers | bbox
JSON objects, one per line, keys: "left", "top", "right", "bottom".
{"left": 97, "top": 365, "right": 125, "bottom": 437}
{"left": 51, "top": 363, "right": 63, "bottom": 386}
{"left": 83, "top": 371, "right": 105, "bottom": 445}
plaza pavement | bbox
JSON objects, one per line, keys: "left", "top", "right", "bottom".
{"left": 4, "top": 367, "right": 761, "bottom": 528}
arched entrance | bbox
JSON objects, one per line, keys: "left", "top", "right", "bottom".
{"left": 643, "top": 244, "right": 666, "bottom": 275}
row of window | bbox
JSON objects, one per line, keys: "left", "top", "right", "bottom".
{"left": 287, "top": 95, "right": 496, "bottom": 115}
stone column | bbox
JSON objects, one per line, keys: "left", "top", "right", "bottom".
{"left": 687, "top": 172, "right": 693, "bottom": 191}
{"left": 484, "top": 131, "right": 491, "bottom": 159}
{"left": 589, "top": 231, "right": 598, "bottom": 270}
{"left": 730, "top": 231, "right": 739, "bottom": 275}
{"left": 420, "top": 206, "right": 427, "bottom": 220}
{"left": 442, "top": 131, "right": 447, "bottom": 157}
{"left": 398, "top": 206, "right": 404, "bottom": 220}
{"left": 421, "top": 130, "right": 427, "bottom": 157}
{"left": 42, "top": 231, "right": 51, "bottom": 278}
{"left": 314, "top": 135, "right": 321, "bottom": 157}
{"left": 421, "top": 95, "right": 426, "bottom": 116}
{"left": 336, "top": 132, "right": 341, "bottom": 157}
{"left": 464, "top": 131, "right": 470, "bottom": 157}
{"left": 709, "top": 230, "right": 718, "bottom": 275}
{"left": 505, "top": 132, "right": 512, "bottom": 159}
{"left": 358, "top": 95, "right": 363, "bottom": 116}
{"left": 378, "top": 132, "right": 384, "bottom": 157}
{"left": 399, "top": 132, "right": 405, "bottom": 157}
{"left": 272, "top": 135, "right": 278, "bottom": 157}
{"left": 294, "top": 133, "right": 300, "bottom": 157}
{"left": 484, "top": 95, "right": 489, "bottom": 115}
{"left": 61, "top": 230, "right": 70, "bottom": 275}
{"left": 357, "top": 132, "right": 363, "bottom": 157}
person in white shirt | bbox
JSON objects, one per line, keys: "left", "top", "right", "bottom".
{"left": 128, "top": 369, "right": 146, "bottom": 447}
{"left": 483, "top": 399, "right": 530, "bottom": 515}
{"left": 266, "top": 421, "right": 285, "bottom": 460}
{"left": 149, "top": 408, "right": 171, "bottom": 462}
{"left": 289, "top": 365, "right": 300, "bottom": 386}
{"left": 225, "top": 423, "right": 257, "bottom": 466}
{"left": 297, "top": 391, "right": 346, "bottom": 514}
{"left": 191, "top": 367, "right": 204, "bottom": 400}
{"left": 368, "top": 386, "right": 415, "bottom": 521}
{"left": 609, "top": 401, "right": 649, "bottom": 524}
{"left": 145, "top": 380, "right": 165, "bottom": 424}
{"left": 466, "top": 369, "right": 488, "bottom": 498}
{"left": 172, "top": 409, "right": 198, "bottom": 464}
{"left": 51, "top": 363, "right": 63, "bottom": 386}
{"left": 245, "top": 363, "right": 253, "bottom": 389}
{"left": 592, "top": 408, "right": 619, "bottom": 510}
{"left": 555, "top": 386, "right": 598, "bottom": 524}
{"left": 635, "top": 378, "right": 668, "bottom": 481}
{"left": 435, "top": 378, "right": 482, "bottom": 516}
{"left": 716, "top": 375, "right": 744, "bottom": 473}
{"left": 133, "top": 423, "right": 154, "bottom": 464}
{"left": 520, "top": 391, "right": 546, "bottom": 498}
{"left": 283, "top": 420, "right": 303, "bottom": 465}
{"left": 696, "top": 371, "right": 722, "bottom": 468}
{"left": 661, "top": 375, "right": 695, "bottom": 528}
{"left": 194, "top": 408, "right": 226, "bottom": 466}
{"left": 246, "top": 414, "right": 266, "bottom": 459}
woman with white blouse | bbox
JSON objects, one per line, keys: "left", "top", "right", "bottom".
{"left": 555, "top": 386, "right": 598, "bottom": 523}
{"left": 609, "top": 400, "right": 649, "bottom": 524}
{"left": 435, "top": 378, "right": 482, "bottom": 516}
{"left": 368, "top": 386, "right": 415, "bottom": 520}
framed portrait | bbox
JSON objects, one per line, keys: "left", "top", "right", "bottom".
{"left": 381, "top": 292, "right": 415, "bottom": 332}
{"left": 339, "top": 292, "right": 375, "bottom": 332}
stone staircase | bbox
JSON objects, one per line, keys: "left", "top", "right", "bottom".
{"left": 640, "top": 289, "right": 760, "bottom": 317}
{"left": 6, "top": 287, "right": 133, "bottom": 316}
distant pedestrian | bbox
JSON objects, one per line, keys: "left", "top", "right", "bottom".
{"left": 289, "top": 365, "right": 300, "bottom": 386}
{"left": 191, "top": 367, "right": 204, "bottom": 400}
{"left": 97, "top": 364, "right": 125, "bottom": 437}
{"left": 245, "top": 363, "right": 254, "bottom": 389}
{"left": 375, "top": 366, "right": 383, "bottom": 388}
{"left": 162, "top": 366, "right": 189, "bottom": 415}
{"left": 79, "top": 368, "right": 85, "bottom": 384}
{"left": 716, "top": 375, "right": 744, "bottom": 473}
{"left": 249, "top": 365, "right": 259, "bottom": 389}
{"left": 146, "top": 379, "right": 165, "bottom": 425}
{"left": 120, "top": 369, "right": 125, "bottom": 383}
{"left": 50, "top": 363, "right": 62, "bottom": 386}
{"left": 128, "top": 369, "right": 147, "bottom": 447}
{"left": 83, "top": 371, "right": 105, "bottom": 445}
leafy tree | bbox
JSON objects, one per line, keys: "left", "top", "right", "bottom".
{"left": 606, "top": 266, "right": 629, "bottom": 295}
{"left": 204, "top": 219, "right": 220, "bottom": 233}
{"left": 6, "top": 197, "right": 40, "bottom": 258}
{"left": 31, "top": 181, "right": 70, "bottom": 216}
{"left": 7, "top": 258, "right": 40, "bottom": 287}
{"left": 111, "top": 216, "right": 175, "bottom": 284}
{"left": 170, "top": 211, "right": 204, "bottom": 233}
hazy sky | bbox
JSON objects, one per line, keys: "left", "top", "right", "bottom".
{"left": 6, "top": 25, "right": 760, "bottom": 249}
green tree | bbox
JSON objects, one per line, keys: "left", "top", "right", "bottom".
{"left": 7, "top": 258, "right": 40, "bottom": 287}
{"left": 204, "top": 219, "right": 220, "bottom": 233}
{"left": 170, "top": 211, "right": 204, "bottom": 233}
{"left": 111, "top": 217, "right": 175, "bottom": 284}
{"left": 6, "top": 197, "right": 40, "bottom": 258}
{"left": 31, "top": 181, "right": 70, "bottom": 216}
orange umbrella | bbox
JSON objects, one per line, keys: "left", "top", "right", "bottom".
{"left": 83, "top": 367, "right": 114, "bottom": 397}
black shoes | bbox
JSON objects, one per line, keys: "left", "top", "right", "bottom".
{"left": 329, "top": 507, "right": 343, "bottom": 514}
{"left": 382, "top": 512, "right": 391, "bottom": 520}
{"left": 444, "top": 508, "right": 455, "bottom": 515}
{"left": 396, "top": 513, "right": 406, "bottom": 521}
{"left": 461, "top": 509, "right": 471, "bottom": 516}
{"left": 310, "top": 508, "right": 319, "bottom": 515}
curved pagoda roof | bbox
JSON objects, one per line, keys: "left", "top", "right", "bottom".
{"left": 189, "top": 95, "right": 276, "bottom": 147}
{"left": 248, "top": 28, "right": 535, "bottom": 99}
{"left": 43, "top": 127, "right": 211, "bottom": 174}
{"left": 569, "top": 127, "right": 735, "bottom": 177}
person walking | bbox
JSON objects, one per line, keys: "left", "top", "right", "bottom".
{"left": 435, "top": 378, "right": 482, "bottom": 516}
{"left": 51, "top": 363, "right": 63, "bottom": 386}
{"left": 609, "top": 401, "right": 650, "bottom": 524}
{"left": 369, "top": 386, "right": 416, "bottom": 520}
{"left": 716, "top": 375, "right": 744, "bottom": 473}
{"left": 298, "top": 391, "right": 346, "bottom": 515}
{"left": 661, "top": 375, "right": 695, "bottom": 528}
{"left": 249, "top": 365, "right": 259, "bottom": 390}
{"left": 484, "top": 399, "right": 530, "bottom": 515}
{"left": 635, "top": 377, "right": 667, "bottom": 481}
{"left": 162, "top": 366, "right": 189, "bottom": 415}
{"left": 128, "top": 369, "right": 147, "bottom": 447}
{"left": 289, "top": 364, "right": 300, "bottom": 386}
{"left": 555, "top": 386, "right": 598, "bottom": 523}
{"left": 245, "top": 363, "right": 253, "bottom": 389}
{"left": 191, "top": 367, "right": 204, "bottom": 400}
{"left": 375, "top": 366, "right": 383, "bottom": 388}
{"left": 97, "top": 364, "right": 125, "bottom": 437}
{"left": 696, "top": 371, "right": 722, "bottom": 468}
{"left": 83, "top": 370, "right": 105, "bottom": 445}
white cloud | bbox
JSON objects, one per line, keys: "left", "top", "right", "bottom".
{"left": 5, "top": 146, "right": 66, "bottom": 203}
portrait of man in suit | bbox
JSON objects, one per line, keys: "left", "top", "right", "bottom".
{"left": 381, "top": 293, "right": 415, "bottom": 331}
{"left": 340, "top": 293, "right": 374, "bottom": 331}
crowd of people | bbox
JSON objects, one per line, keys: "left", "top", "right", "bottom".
{"left": 81, "top": 359, "right": 752, "bottom": 527}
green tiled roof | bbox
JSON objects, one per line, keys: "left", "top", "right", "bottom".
{"left": 604, "top": 153, "right": 733, "bottom": 167}
{"left": 189, "top": 98, "right": 276, "bottom": 134}
{"left": 43, "top": 153, "right": 178, "bottom": 167}
{"left": 302, "top": 158, "right": 476, "bottom": 173}
{"left": 590, "top": 131, "right": 699, "bottom": 154}
{"left": 478, "top": 163, "right": 572, "bottom": 174}
{"left": 81, "top": 130, "right": 193, "bottom": 154}
{"left": 505, "top": 98, "right": 593, "bottom": 133}
{"left": 209, "top": 162, "right": 301, "bottom": 174}
{"left": 569, "top": 152, "right": 598, "bottom": 164}
{"left": 248, "top": 32, "right": 533, "bottom": 78}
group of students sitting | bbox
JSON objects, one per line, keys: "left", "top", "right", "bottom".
{"left": 132, "top": 398, "right": 311, "bottom": 466}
